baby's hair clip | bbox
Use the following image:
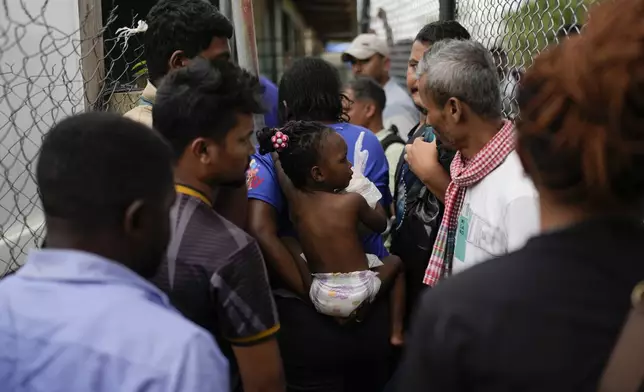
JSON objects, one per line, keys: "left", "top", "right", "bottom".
{"left": 271, "top": 130, "right": 289, "bottom": 152}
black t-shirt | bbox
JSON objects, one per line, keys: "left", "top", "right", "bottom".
{"left": 152, "top": 190, "right": 279, "bottom": 392}
{"left": 398, "top": 218, "right": 644, "bottom": 392}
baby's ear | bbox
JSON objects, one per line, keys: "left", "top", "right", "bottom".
{"left": 310, "top": 165, "right": 324, "bottom": 183}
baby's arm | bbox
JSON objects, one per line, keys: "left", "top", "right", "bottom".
{"left": 271, "top": 152, "right": 297, "bottom": 202}
{"left": 345, "top": 192, "right": 388, "bottom": 234}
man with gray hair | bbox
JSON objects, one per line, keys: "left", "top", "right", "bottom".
{"left": 404, "top": 39, "right": 539, "bottom": 286}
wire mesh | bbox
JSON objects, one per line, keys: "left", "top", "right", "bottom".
{"left": 0, "top": 0, "right": 147, "bottom": 276}
{"left": 455, "top": 0, "right": 595, "bottom": 119}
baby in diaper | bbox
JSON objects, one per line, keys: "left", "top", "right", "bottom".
{"left": 257, "top": 121, "right": 405, "bottom": 346}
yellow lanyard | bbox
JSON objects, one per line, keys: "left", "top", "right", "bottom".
{"left": 175, "top": 184, "right": 213, "bottom": 208}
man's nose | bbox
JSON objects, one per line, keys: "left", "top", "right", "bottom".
{"left": 352, "top": 63, "right": 362, "bottom": 74}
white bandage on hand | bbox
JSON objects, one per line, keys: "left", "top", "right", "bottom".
{"left": 344, "top": 131, "right": 382, "bottom": 209}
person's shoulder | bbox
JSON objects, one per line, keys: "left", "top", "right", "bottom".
{"left": 182, "top": 200, "right": 257, "bottom": 260}
{"left": 492, "top": 151, "right": 538, "bottom": 201}
{"left": 259, "top": 75, "right": 278, "bottom": 92}
{"left": 123, "top": 105, "right": 152, "bottom": 128}
{"left": 334, "top": 123, "right": 384, "bottom": 151}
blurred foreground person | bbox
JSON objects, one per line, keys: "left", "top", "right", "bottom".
{"left": 398, "top": 0, "right": 644, "bottom": 390}
{"left": 0, "top": 113, "right": 228, "bottom": 391}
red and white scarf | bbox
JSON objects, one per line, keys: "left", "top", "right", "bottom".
{"left": 423, "top": 120, "right": 516, "bottom": 286}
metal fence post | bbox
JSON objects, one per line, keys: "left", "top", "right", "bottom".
{"left": 439, "top": 0, "right": 456, "bottom": 21}
{"left": 359, "top": 0, "right": 371, "bottom": 33}
{"left": 231, "top": 0, "right": 265, "bottom": 135}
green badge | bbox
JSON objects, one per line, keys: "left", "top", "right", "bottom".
{"left": 454, "top": 206, "right": 471, "bottom": 262}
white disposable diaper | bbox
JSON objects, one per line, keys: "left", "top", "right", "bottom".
{"left": 309, "top": 269, "right": 382, "bottom": 318}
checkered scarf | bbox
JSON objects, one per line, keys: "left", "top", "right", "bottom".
{"left": 423, "top": 120, "right": 516, "bottom": 286}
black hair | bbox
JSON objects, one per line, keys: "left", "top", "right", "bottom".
{"left": 278, "top": 58, "right": 346, "bottom": 124}
{"left": 346, "top": 76, "right": 387, "bottom": 113}
{"left": 414, "top": 20, "right": 471, "bottom": 44}
{"left": 37, "top": 112, "right": 174, "bottom": 228}
{"left": 557, "top": 23, "right": 582, "bottom": 38}
{"left": 145, "top": 0, "right": 233, "bottom": 84}
{"left": 257, "top": 121, "right": 334, "bottom": 189}
{"left": 153, "top": 57, "right": 265, "bottom": 159}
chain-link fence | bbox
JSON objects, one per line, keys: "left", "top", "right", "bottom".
{"left": 0, "top": 0, "right": 148, "bottom": 276}
{"left": 0, "top": 0, "right": 599, "bottom": 277}
{"left": 366, "top": 0, "right": 596, "bottom": 118}
{"left": 456, "top": 0, "right": 595, "bottom": 118}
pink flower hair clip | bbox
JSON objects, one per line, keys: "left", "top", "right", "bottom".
{"left": 271, "top": 130, "right": 289, "bottom": 152}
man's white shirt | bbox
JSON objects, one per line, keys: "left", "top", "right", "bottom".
{"left": 451, "top": 150, "right": 540, "bottom": 275}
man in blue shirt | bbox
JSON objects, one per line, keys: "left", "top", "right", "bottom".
{"left": 0, "top": 113, "right": 228, "bottom": 392}
{"left": 246, "top": 57, "right": 393, "bottom": 392}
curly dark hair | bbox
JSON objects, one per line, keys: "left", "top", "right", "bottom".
{"left": 517, "top": 0, "right": 644, "bottom": 210}
{"left": 278, "top": 58, "right": 347, "bottom": 124}
{"left": 154, "top": 57, "right": 265, "bottom": 159}
{"left": 144, "top": 0, "right": 233, "bottom": 84}
{"left": 257, "top": 121, "right": 334, "bottom": 189}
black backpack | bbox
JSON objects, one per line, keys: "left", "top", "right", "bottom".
{"left": 380, "top": 125, "right": 405, "bottom": 153}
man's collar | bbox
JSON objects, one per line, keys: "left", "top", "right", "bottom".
{"left": 140, "top": 81, "right": 157, "bottom": 106}
{"left": 17, "top": 249, "right": 171, "bottom": 307}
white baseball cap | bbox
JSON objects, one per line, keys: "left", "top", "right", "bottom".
{"left": 342, "top": 34, "right": 390, "bottom": 62}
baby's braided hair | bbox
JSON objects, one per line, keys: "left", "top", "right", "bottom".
{"left": 257, "top": 121, "right": 334, "bottom": 189}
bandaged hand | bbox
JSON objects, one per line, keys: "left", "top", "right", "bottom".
{"left": 345, "top": 132, "right": 382, "bottom": 209}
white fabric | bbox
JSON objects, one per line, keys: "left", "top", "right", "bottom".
{"left": 451, "top": 151, "right": 540, "bottom": 275}
{"left": 310, "top": 270, "right": 381, "bottom": 318}
{"left": 382, "top": 79, "right": 420, "bottom": 138}
{"left": 345, "top": 131, "right": 382, "bottom": 208}
{"left": 115, "top": 20, "right": 148, "bottom": 52}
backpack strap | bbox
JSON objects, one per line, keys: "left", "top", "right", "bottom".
{"left": 598, "top": 281, "right": 644, "bottom": 392}
{"left": 380, "top": 126, "right": 405, "bottom": 153}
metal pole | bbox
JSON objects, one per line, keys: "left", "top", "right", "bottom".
{"left": 359, "top": 0, "right": 371, "bottom": 33}
{"left": 439, "top": 0, "right": 456, "bottom": 21}
{"left": 232, "top": 0, "right": 265, "bottom": 134}
{"left": 219, "top": 0, "right": 237, "bottom": 63}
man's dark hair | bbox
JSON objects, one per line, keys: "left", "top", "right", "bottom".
{"left": 415, "top": 20, "right": 471, "bottom": 44}
{"left": 145, "top": 0, "right": 233, "bottom": 84}
{"left": 346, "top": 77, "right": 387, "bottom": 114}
{"left": 557, "top": 23, "right": 582, "bottom": 38}
{"left": 154, "top": 57, "right": 265, "bottom": 159}
{"left": 278, "top": 57, "right": 345, "bottom": 124}
{"left": 37, "top": 112, "right": 173, "bottom": 228}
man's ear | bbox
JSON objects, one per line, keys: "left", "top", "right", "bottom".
{"left": 383, "top": 56, "right": 391, "bottom": 72}
{"left": 124, "top": 199, "right": 145, "bottom": 237}
{"left": 169, "top": 50, "right": 188, "bottom": 71}
{"left": 311, "top": 165, "right": 324, "bottom": 183}
{"left": 365, "top": 102, "right": 377, "bottom": 119}
{"left": 190, "top": 138, "right": 217, "bottom": 165}
{"left": 448, "top": 97, "right": 463, "bottom": 123}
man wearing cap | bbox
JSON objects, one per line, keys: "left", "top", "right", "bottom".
{"left": 343, "top": 34, "right": 419, "bottom": 139}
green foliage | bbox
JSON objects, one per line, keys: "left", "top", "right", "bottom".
{"left": 503, "top": 0, "right": 596, "bottom": 66}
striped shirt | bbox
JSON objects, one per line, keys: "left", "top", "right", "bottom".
{"left": 151, "top": 185, "right": 279, "bottom": 391}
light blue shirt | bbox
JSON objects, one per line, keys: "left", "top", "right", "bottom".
{"left": 0, "top": 249, "right": 229, "bottom": 392}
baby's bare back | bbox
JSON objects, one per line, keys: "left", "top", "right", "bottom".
{"left": 291, "top": 192, "right": 371, "bottom": 274}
